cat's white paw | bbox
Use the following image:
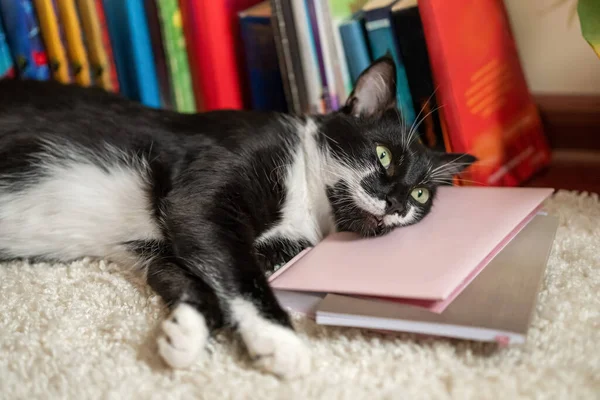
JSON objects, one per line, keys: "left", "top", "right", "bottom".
{"left": 157, "top": 303, "right": 208, "bottom": 369}
{"left": 231, "top": 298, "right": 311, "bottom": 379}
{"left": 243, "top": 322, "right": 311, "bottom": 379}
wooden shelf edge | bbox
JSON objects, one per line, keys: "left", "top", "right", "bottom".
{"left": 534, "top": 94, "right": 600, "bottom": 151}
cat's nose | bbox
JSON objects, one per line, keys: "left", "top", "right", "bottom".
{"left": 385, "top": 197, "right": 405, "bottom": 215}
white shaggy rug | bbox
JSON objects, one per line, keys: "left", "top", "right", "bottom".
{"left": 1, "top": 190, "right": 599, "bottom": 399}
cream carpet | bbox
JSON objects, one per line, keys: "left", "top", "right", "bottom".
{"left": 1, "top": 189, "right": 599, "bottom": 399}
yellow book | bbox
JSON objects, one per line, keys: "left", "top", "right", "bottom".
{"left": 75, "top": 0, "right": 112, "bottom": 91}
{"left": 34, "top": 0, "right": 71, "bottom": 83}
{"left": 56, "top": 0, "right": 92, "bottom": 86}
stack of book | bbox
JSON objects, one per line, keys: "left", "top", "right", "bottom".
{"left": 269, "top": 186, "right": 557, "bottom": 345}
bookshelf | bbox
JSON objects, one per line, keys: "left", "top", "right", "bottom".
{"left": 526, "top": 95, "right": 600, "bottom": 194}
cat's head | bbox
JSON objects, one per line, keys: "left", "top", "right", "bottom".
{"left": 320, "top": 56, "right": 477, "bottom": 237}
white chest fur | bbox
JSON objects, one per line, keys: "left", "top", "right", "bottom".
{"left": 256, "top": 119, "right": 335, "bottom": 246}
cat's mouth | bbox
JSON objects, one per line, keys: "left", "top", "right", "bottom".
{"left": 365, "top": 214, "right": 386, "bottom": 235}
{"left": 372, "top": 215, "right": 384, "bottom": 227}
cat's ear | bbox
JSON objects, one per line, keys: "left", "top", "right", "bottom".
{"left": 432, "top": 152, "right": 478, "bottom": 178}
{"left": 342, "top": 54, "right": 397, "bottom": 118}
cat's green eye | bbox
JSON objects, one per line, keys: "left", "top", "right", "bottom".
{"left": 376, "top": 146, "right": 392, "bottom": 169}
{"left": 411, "top": 188, "right": 430, "bottom": 204}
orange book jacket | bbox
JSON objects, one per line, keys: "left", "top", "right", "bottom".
{"left": 418, "top": 0, "right": 551, "bottom": 186}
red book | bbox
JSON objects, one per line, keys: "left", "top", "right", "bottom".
{"left": 418, "top": 0, "right": 551, "bottom": 187}
{"left": 179, "top": 0, "right": 261, "bottom": 111}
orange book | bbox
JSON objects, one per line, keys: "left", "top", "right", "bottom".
{"left": 418, "top": 0, "right": 551, "bottom": 187}
{"left": 34, "top": 0, "right": 72, "bottom": 83}
{"left": 57, "top": 0, "right": 92, "bottom": 86}
{"left": 75, "top": 0, "right": 118, "bottom": 92}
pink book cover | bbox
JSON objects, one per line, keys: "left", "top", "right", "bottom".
{"left": 268, "top": 186, "right": 554, "bottom": 313}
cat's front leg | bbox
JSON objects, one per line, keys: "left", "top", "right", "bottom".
{"left": 168, "top": 222, "right": 311, "bottom": 379}
{"left": 227, "top": 288, "right": 312, "bottom": 379}
{"left": 143, "top": 258, "right": 225, "bottom": 369}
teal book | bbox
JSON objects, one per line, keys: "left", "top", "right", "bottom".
{"left": 362, "top": 0, "right": 416, "bottom": 125}
{"left": 338, "top": 14, "right": 371, "bottom": 85}
{"left": 102, "top": 0, "right": 161, "bottom": 108}
{"left": 0, "top": 15, "right": 14, "bottom": 77}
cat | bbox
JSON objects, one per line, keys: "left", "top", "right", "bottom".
{"left": 0, "top": 56, "right": 475, "bottom": 379}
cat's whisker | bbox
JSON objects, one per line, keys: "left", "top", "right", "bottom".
{"left": 404, "top": 86, "right": 441, "bottom": 148}
{"left": 405, "top": 105, "right": 444, "bottom": 147}
{"left": 427, "top": 177, "right": 485, "bottom": 186}
{"left": 429, "top": 163, "right": 477, "bottom": 177}
{"left": 430, "top": 153, "right": 473, "bottom": 173}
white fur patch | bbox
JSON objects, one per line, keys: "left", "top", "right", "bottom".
{"left": 157, "top": 303, "right": 208, "bottom": 369}
{"left": 321, "top": 146, "right": 385, "bottom": 218}
{"left": 0, "top": 143, "right": 161, "bottom": 262}
{"left": 230, "top": 298, "right": 311, "bottom": 379}
{"left": 257, "top": 119, "right": 335, "bottom": 246}
{"left": 383, "top": 206, "right": 419, "bottom": 227}
{"left": 353, "top": 185, "right": 386, "bottom": 216}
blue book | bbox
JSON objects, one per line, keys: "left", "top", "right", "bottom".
{"left": 102, "top": 0, "right": 161, "bottom": 108}
{"left": 339, "top": 15, "right": 371, "bottom": 85}
{"left": 239, "top": 2, "right": 287, "bottom": 112}
{"left": 0, "top": 15, "right": 14, "bottom": 78}
{"left": 0, "top": 0, "right": 50, "bottom": 80}
{"left": 362, "top": 0, "right": 416, "bottom": 125}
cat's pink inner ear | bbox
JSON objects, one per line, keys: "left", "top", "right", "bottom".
{"left": 344, "top": 56, "right": 397, "bottom": 118}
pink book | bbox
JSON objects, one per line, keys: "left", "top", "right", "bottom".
{"left": 268, "top": 186, "right": 554, "bottom": 314}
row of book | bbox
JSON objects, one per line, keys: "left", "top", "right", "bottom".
{"left": 0, "top": 0, "right": 552, "bottom": 187}
{"left": 0, "top": 0, "right": 271, "bottom": 113}
{"left": 240, "top": 0, "right": 553, "bottom": 186}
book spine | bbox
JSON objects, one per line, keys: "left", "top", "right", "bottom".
{"left": 93, "top": 0, "right": 119, "bottom": 92}
{"left": 325, "top": 0, "right": 371, "bottom": 102}
{"left": 75, "top": 0, "right": 114, "bottom": 90}
{"left": 143, "top": 0, "right": 173, "bottom": 109}
{"left": 305, "top": 0, "right": 334, "bottom": 112}
{"left": 270, "top": 0, "right": 303, "bottom": 114}
{"left": 183, "top": 0, "right": 256, "bottom": 111}
{"left": 290, "top": 0, "right": 324, "bottom": 114}
{"left": 124, "top": 0, "right": 161, "bottom": 108}
{"left": 391, "top": 5, "right": 446, "bottom": 152}
{"left": 338, "top": 18, "right": 370, "bottom": 86}
{"left": 0, "top": 0, "right": 51, "bottom": 80}
{"left": 178, "top": 0, "right": 204, "bottom": 111}
{"left": 418, "top": 0, "right": 551, "bottom": 186}
{"left": 281, "top": 0, "right": 310, "bottom": 113}
{"left": 102, "top": 0, "right": 133, "bottom": 97}
{"left": 363, "top": 6, "right": 416, "bottom": 126}
{"left": 34, "top": 0, "right": 72, "bottom": 83}
{"left": 156, "top": 0, "right": 196, "bottom": 113}
{"left": 0, "top": 16, "right": 14, "bottom": 78}
{"left": 319, "top": 0, "right": 348, "bottom": 108}
{"left": 57, "top": 0, "right": 92, "bottom": 86}
{"left": 239, "top": 10, "right": 287, "bottom": 112}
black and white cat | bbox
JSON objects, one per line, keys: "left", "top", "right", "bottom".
{"left": 0, "top": 57, "right": 475, "bottom": 379}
